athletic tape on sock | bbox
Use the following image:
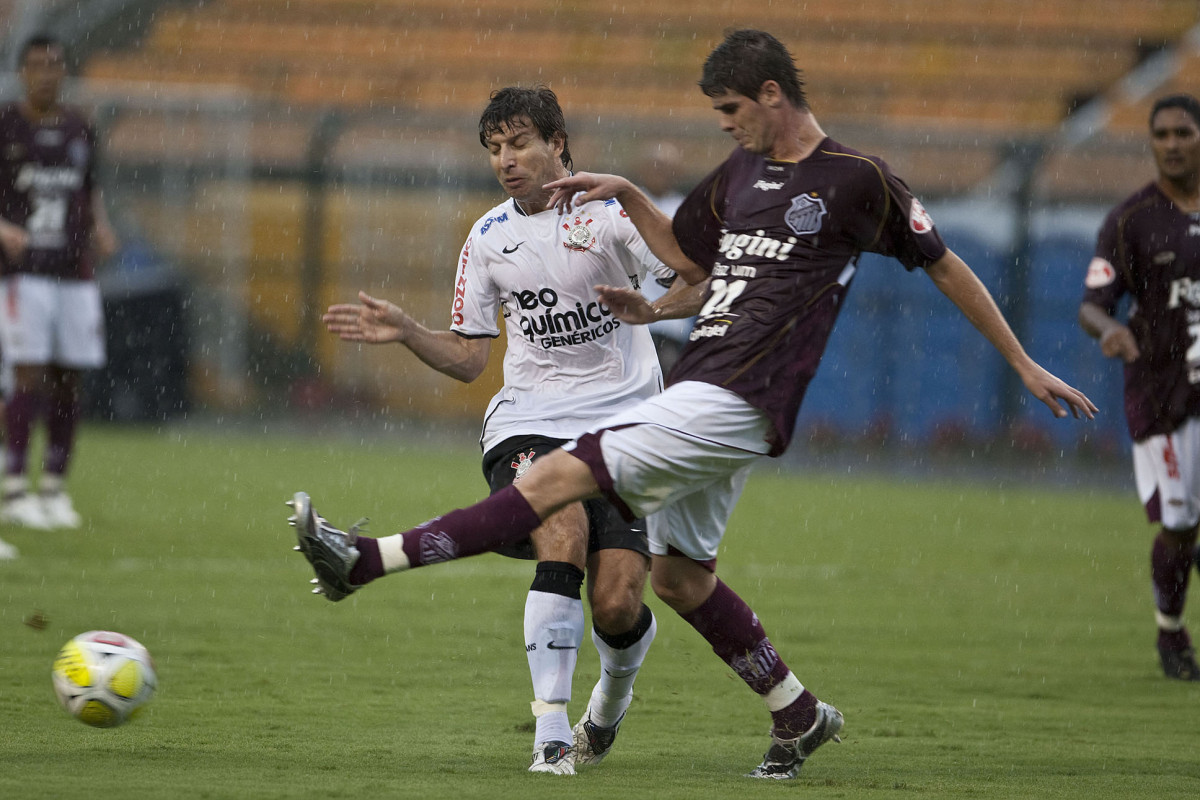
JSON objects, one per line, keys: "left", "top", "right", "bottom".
{"left": 530, "top": 700, "right": 568, "bottom": 718}
{"left": 1156, "top": 610, "right": 1185, "bottom": 632}
{"left": 763, "top": 671, "right": 805, "bottom": 712}
{"left": 378, "top": 534, "right": 410, "bottom": 573}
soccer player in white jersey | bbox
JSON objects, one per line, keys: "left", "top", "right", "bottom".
{"left": 320, "top": 86, "right": 698, "bottom": 773}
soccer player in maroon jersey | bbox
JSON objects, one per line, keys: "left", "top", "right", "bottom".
{"left": 291, "top": 30, "right": 1096, "bottom": 777}
{"left": 1080, "top": 93, "right": 1200, "bottom": 681}
{"left": 0, "top": 34, "right": 117, "bottom": 532}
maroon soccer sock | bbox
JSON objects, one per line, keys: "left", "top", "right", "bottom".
{"left": 349, "top": 484, "right": 543, "bottom": 581}
{"left": 44, "top": 391, "right": 79, "bottom": 478}
{"left": 1152, "top": 528, "right": 1197, "bottom": 649}
{"left": 3, "top": 388, "right": 42, "bottom": 481}
{"left": 678, "top": 578, "right": 816, "bottom": 735}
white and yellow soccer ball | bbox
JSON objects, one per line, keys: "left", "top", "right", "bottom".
{"left": 51, "top": 630, "right": 157, "bottom": 728}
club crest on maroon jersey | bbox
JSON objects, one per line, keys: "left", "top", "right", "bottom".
{"left": 785, "top": 194, "right": 827, "bottom": 236}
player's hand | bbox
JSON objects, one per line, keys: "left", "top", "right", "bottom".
{"left": 1019, "top": 362, "right": 1098, "bottom": 420}
{"left": 0, "top": 219, "right": 28, "bottom": 263}
{"left": 545, "top": 172, "right": 635, "bottom": 214}
{"left": 595, "top": 284, "right": 657, "bottom": 324}
{"left": 323, "top": 291, "right": 409, "bottom": 344}
{"left": 1098, "top": 325, "right": 1140, "bottom": 363}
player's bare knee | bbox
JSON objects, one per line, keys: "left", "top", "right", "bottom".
{"left": 590, "top": 590, "right": 642, "bottom": 635}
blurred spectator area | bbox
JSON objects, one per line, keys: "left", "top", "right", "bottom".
{"left": 1, "top": 0, "right": 1197, "bottom": 447}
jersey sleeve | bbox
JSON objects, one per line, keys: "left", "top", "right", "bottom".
{"left": 671, "top": 158, "right": 731, "bottom": 274}
{"left": 1081, "top": 207, "right": 1126, "bottom": 313}
{"left": 606, "top": 198, "right": 675, "bottom": 283}
{"left": 449, "top": 234, "right": 501, "bottom": 338}
{"left": 862, "top": 161, "right": 947, "bottom": 270}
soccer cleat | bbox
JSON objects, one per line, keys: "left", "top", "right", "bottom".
{"left": 1158, "top": 643, "right": 1200, "bottom": 681}
{"left": 0, "top": 493, "right": 52, "bottom": 530}
{"left": 0, "top": 535, "right": 17, "bottom": 560}
{"left": 745, "top": 700, "right": 844, "bottom": 780}
{"left": 287, "top": 491, "right": 365, "bottom": 601}
{"left": 571, "top": 704, "right": 625, "bottom": 766}
{"left": 40, "top": 492, "right": 82, "bottom": 529}
{"left": 529, "top": 741, "right": 575, "bottom": 775}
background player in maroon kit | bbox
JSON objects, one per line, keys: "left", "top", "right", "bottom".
{"left": 0, "top": 34, "right": 118, "bottom": 531}
{"left": 1080, "top": 93, "right": 1200, "bottom": 681}
{"left": 290, "top": 30, "right": 1096, "bottom": 778}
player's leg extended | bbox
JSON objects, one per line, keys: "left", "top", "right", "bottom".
{"left": 289, "top": 448, "right": 599, "bottom": 598}
{"left": 524, "top": 503, "right": 588, "bottom": 774}
{"left": 574, "top": 546, "right": 656, "bottom": 766}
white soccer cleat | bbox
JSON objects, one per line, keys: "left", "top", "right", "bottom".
{"left": 528, "top": 741, "right": 575, "bottom": 775}
{"left": 572, "top": 702, "right": 625, "bottom": 766}
{"left": 0, "top": 536, "right": 17, "bottom": 560}
{"left": 0, "top": 493, "right": 52, "bottom": 530}
{"left": 40, "top": 492, "right": 82, "bottom": 529}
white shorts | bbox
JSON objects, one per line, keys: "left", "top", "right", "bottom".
{"left": 0, "top": 275, "right": 106, "bottom": 369}
{"left": 1133, "top": 417, "right": 1200, "bottom": 530}
{"left": 564, "top": 381, "right": 772, "bottom": 562}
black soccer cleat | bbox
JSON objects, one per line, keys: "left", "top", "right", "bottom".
{"left": 1158, "top": 643, "right": 1200, "bottom": 681}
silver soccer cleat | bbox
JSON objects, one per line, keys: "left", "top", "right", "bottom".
{"left": 745, "top": 700, "right": 844, "bottom": 779}
{"left": 287, "top": 491, "right": 366, "bottom": 602}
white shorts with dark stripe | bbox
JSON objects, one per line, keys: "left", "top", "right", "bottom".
{"left": 564, "top": 380, "right": 772, "bottom": 562}
{"left": 1133, "top": 416, "right": 1200, "bottom": 530}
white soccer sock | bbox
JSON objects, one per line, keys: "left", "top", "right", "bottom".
{"left": 525, "top": 589, "right": 584, "bottom": 745}
{"left": 587, "top": 609, "right": 657, "bottom": 728}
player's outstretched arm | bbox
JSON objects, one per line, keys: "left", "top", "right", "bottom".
{"left": 322, "top": 290, "right": 491, "bottom": 382}
{"left": 926, "top": 251, "right": 1098, "bottom": 420}
{"left": 545, "top": 172, "right": 708, "bottom": 285}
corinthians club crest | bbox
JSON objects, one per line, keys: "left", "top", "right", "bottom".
{"left": 511, "top": 450, "right": 536, "bottom": 481}
{"left": 563, "top": 216, "right": 596, "bottom": 251}
{"left": 785, "top": 193, "right": 827, "bottom": 236}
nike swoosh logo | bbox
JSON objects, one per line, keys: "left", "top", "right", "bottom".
{"left": 502, "top": 242, "right": 524, "bottom": 254}
{"left": 547, "top": 641, "right": 577, "bottom": 650}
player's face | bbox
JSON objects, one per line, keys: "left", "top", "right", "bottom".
{"left": 485, "top": 117, "right": 567, "bottom": 210}
{"left": 709, "top": 89, "right": 773, "bottom": 155}
{"left": 1151, "top": 107, "right": 1200, "bottom": 185}
{"left": 20, "top": 44, "right": 67, "bottom": 112}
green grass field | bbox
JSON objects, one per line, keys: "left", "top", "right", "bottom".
{"left": 1, "top": 424, "right": 1197, "bottom": 799}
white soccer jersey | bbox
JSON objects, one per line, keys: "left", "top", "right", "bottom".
{"left": 451, "top": 196, "right": 674, "bottom": 453}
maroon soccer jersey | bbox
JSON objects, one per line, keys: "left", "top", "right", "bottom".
{"left": 0, "top": 102, "right": 99, "bottom": 279}
{"left": 669, "top": 140, "right": 947, "bottom": 455}
{"left": 1083, "top": 182, "right": 1200, "bottom": 441}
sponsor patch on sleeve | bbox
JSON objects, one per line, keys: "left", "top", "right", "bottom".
{"left": 909, "top": 198, "right": 934, "bottom": 234}
{"left": 1084, "top": 257, "right": 1117, "bottom": 289}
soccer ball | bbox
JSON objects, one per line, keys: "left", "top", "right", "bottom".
{"left": 51, "top": 630, "right": 157, "bottom": 728}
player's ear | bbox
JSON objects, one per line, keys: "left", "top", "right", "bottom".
{"left": 756, "top": 80, "right": 784, "bottom": 108}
